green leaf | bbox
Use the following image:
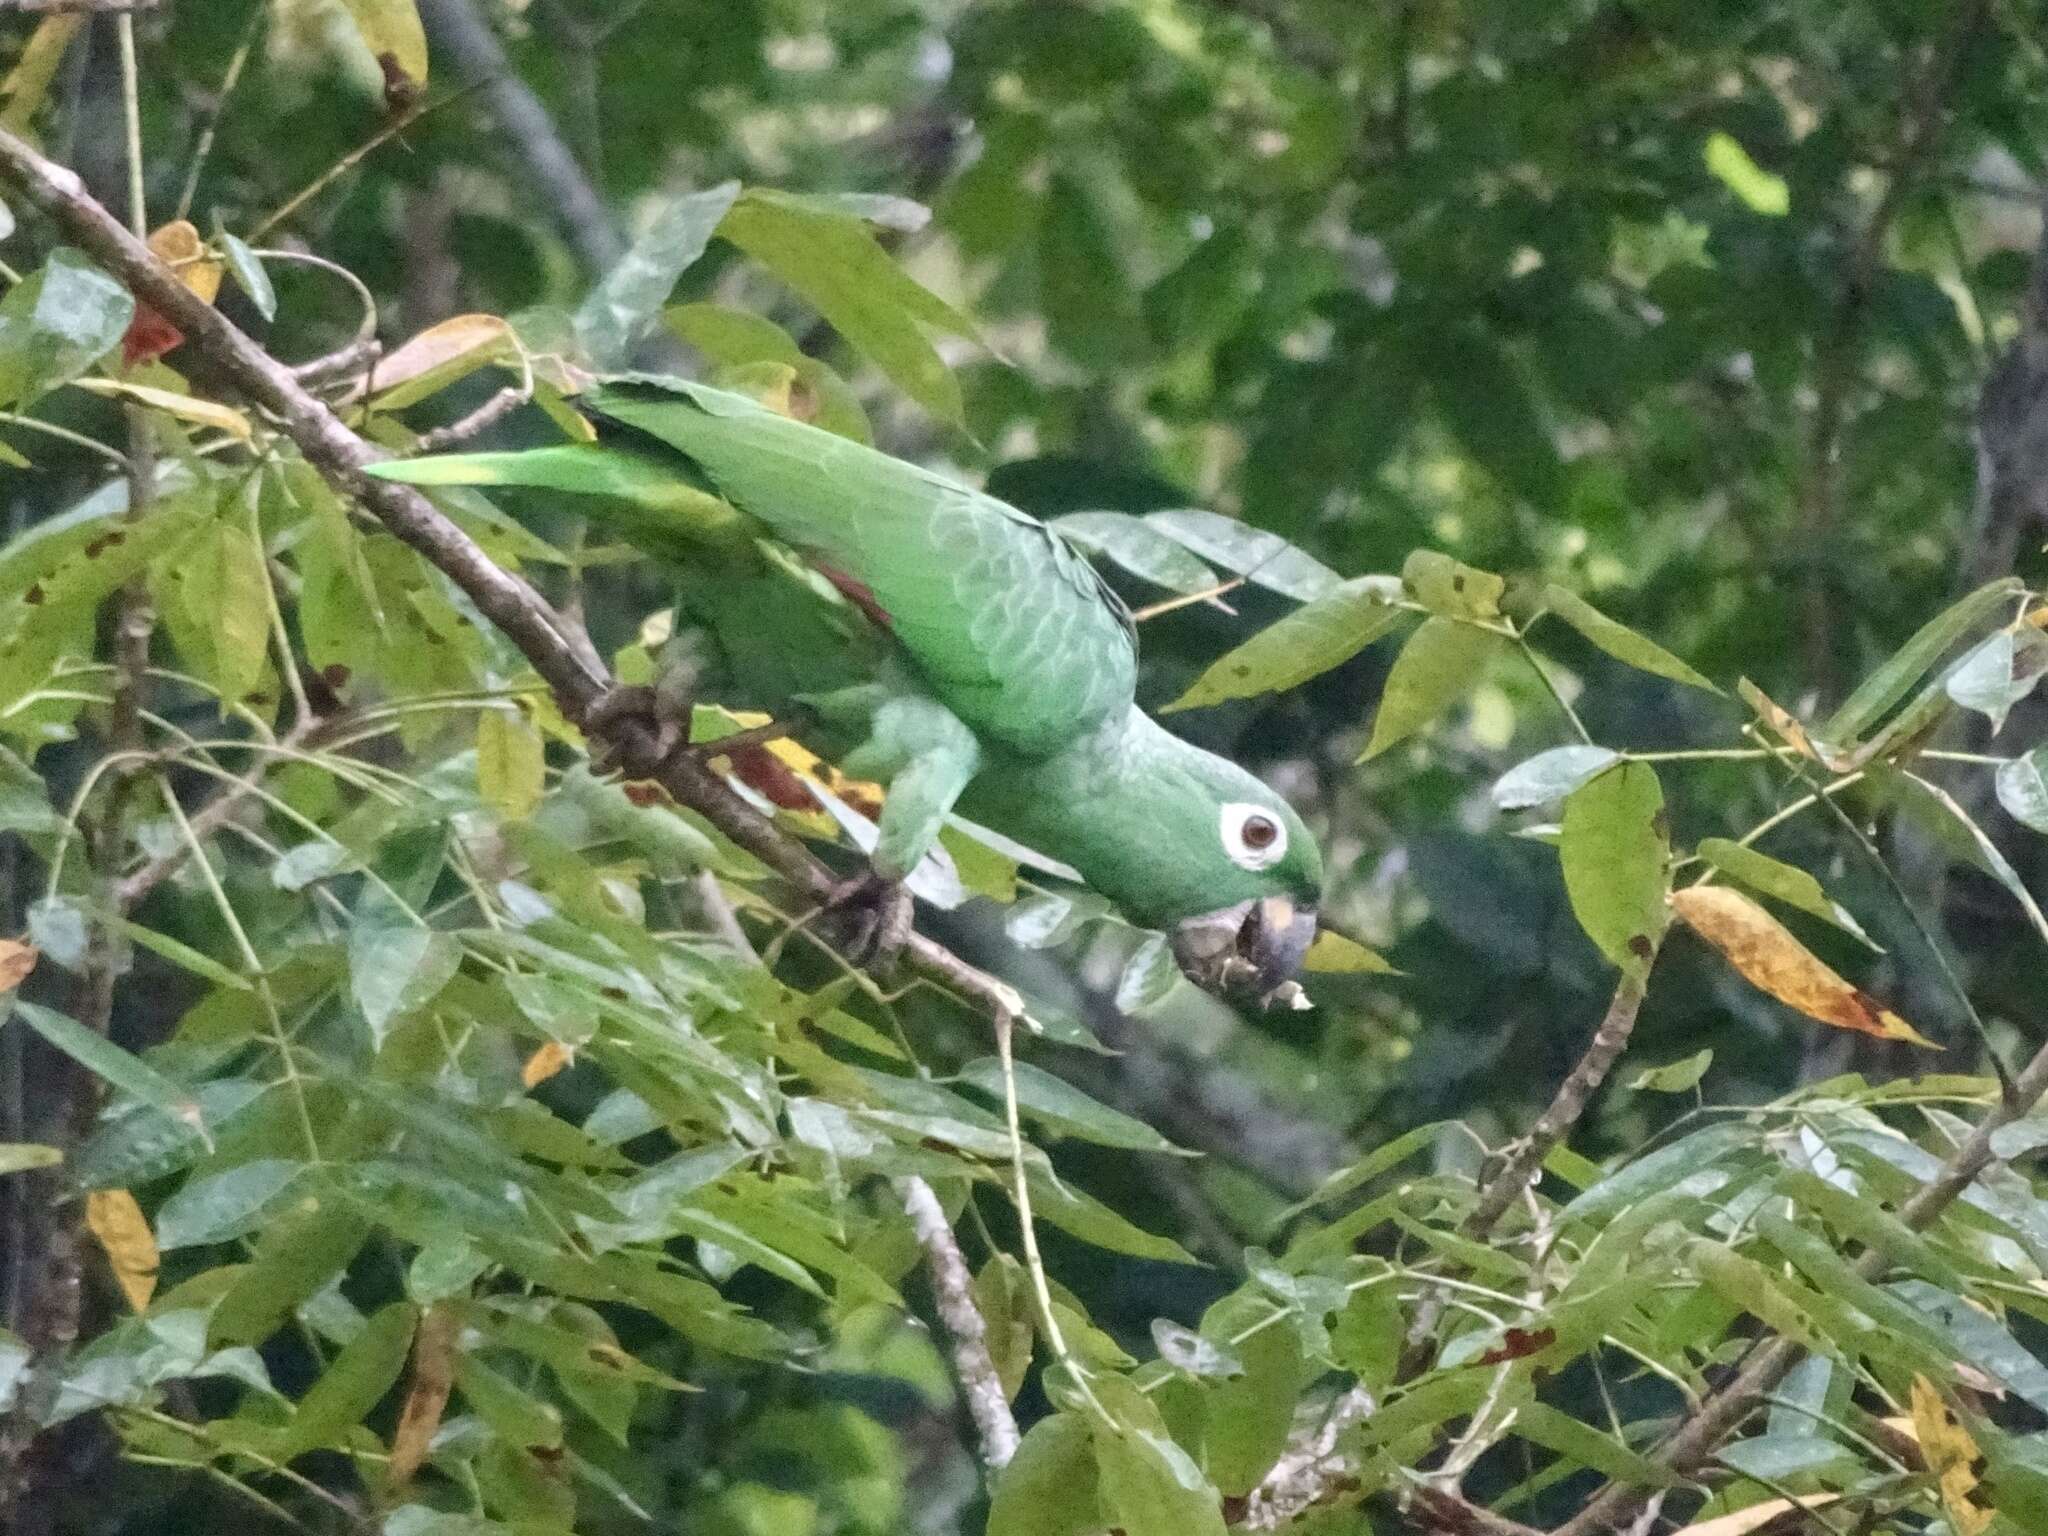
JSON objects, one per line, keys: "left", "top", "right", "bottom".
{"left": 1113, "top": 933, "right": 1181, "bottom": 1012}
{"left": 574, "top": 182, "right": 741, "bottom": 366}
{"left": 1541, "top": 586, "right": 1723, "bottom": 694}
{"left": 156, "top": 1159, "right": 304, "bottom": 1250}
{"left": 1629, "top": 1049, "right": 1711, "bottom": 1093}
{"left": 9, "top": 1001, "right": 207, "bottom": 1144}
{"left": 349, "top": 926, "right": 462, "bottom": 1044}
{"left": 0, "top": 1143, "right": 59, "bottom": 1173}
{"left": 958, "top": 1058, "right": 1185, "bottom": 1153}
{"left": 216, "top": 230, "right": 277, "bottom": 321}
{"left": 1945, "top": 629, "right": 2047, "bottom": 732}
{"left": 1028, "top": 1172, "right": 1199, "bottom": 1265}
{"left": 1166, "top": 576, "right": 1403, "bottom": 712}
{"left": 208, "top": 518, "right": 272, "bottom": 703}
{"left": 1090, "top": 1376, "right": 1227, "bottom": 1536}
{"left": 664, "top": 302, "right": 802, "bottom": 366}
{"left": 476, "top": 706, "right": 545, "bottom": 820}
{"left": 1492, "top": 745, "right": 1621, "bottom": 809}
{"left": 989, "top": 1413, "right": 1101, "bottom": 1536}
{"left": 276, "top": 1300, "right": 417, "bottom": 1459}
{"left": 1703, "top": 131, "right": 1789, "bottom": 215}
{"left": 1559, "top": 762, "right": 1669, "bottom": 974}
{"left": 0, "top": 249, "right": 134, "bottom": 411}
{"left": 1512, "top": 1402, "right": 1678, "bottom": 1487}
{"left": 1429, "top": 325, "right": 1562, "bottom": 506}
{"left": 1039, "top": 174, "right": 1148, "bottom": 369}
{"left": 717, "top": 189, "right": 978, "bottom": 426}
{"left": 1403, "top": 551, "right": 1505, "bottom": 621}
{"left": 27, "top": 895, "right": 88, "bottom": 968}
{"left": 1358, "top": 617, "right": 1503, "bottom": 760}
{"left": 335, "top": 0, "right": 428, "bottom": 87}
{"left": 456, "top": 1354, "right": 565, "bottom": 1450}
{"left": 1897, "top": 771, "right": 2048, "bottom": 944}
{"left": 1200, "top": 1299, "right": 1306, "bottom": 1496}
{"left": 1693, "top": 838, "right": 1876, "bottom": 947}
{"left": 1820, "top": 577, "right": 2024, "bottom": 745}
{"left": 1054, "top": 512, "right": 1219, "bottom": 597}
{"left": 1144, "top": 510, "right": 1342, "bottom": 602}
{"left": 1997, "top": 749, "right": 2048, "bottom": 832}
{"left": 1301, "top": 930, "right": 1397, "bottom": 974}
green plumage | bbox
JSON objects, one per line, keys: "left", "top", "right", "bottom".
{"left": 370, "top": 378, "right": 1322, "bottom": 949}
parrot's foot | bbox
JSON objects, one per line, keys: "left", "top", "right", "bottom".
{"left": 817, "top": 868, "right": 914, "bottom": 976}
{"left": 586, "top": 684, "right": 690, "bottom": 773}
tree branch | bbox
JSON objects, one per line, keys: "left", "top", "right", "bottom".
{"left": 898, "top": 1176, "right": 1020, "bottom": 1470}
{"left": 414, "top": 0, "right": 627, "bottom": 277}
{"left": 0, "top": 118, "right": 1030, "bottom": 1077}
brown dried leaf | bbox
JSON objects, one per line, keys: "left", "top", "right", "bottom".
{"left": 1672, "top": 885, "right": 1936, "bottom": 1046}
{"left": 367, "top": 313, "right": 518, "bottom": 411}
{"left": 86, "top": 1189, "right": 159, "bottom": 1312}
{"left": 387, "top": 1303, "right": 458, "bottom": 1489}
{"left": 0, "top": 939, "right": 38, "bottom": 993}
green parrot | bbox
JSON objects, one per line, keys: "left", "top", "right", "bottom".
{"left": 369, "top": 377, "right": 1323, "bottom": 1006}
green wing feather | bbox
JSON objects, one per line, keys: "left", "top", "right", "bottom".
{"left": 585, "top": 379, "right": 1138, "bottom": 756}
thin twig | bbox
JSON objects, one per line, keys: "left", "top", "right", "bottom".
{"left": 174, "top": 0, "right": 265, "bottom": 222}
{"left": 898, "top": 1175, "right": 1021, "bottom": 1469}
{"left": 413, "top": 380, "right": 531, "bottom": 453}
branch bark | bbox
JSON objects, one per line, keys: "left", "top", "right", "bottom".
{"left": 414, "top": 0, "right": 627, "bottom": 277}
{"left": 0, "top": 116, "right": 1030, "bottom": 1104}
{"left": 898, "top": 1176, "right": 1020, "bottom": 1470}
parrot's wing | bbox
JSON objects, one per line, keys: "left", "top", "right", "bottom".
{"left": 588, "top": 379, "right": 1138, "bottom": 757}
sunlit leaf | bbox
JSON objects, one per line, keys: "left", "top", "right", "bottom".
{"left": 0, "top": 249, "right": 134, "bottom": 411}
{"left": 1301, "top": 929, "right": 1397, "bottom": 974}
{"left": 1704, "top": 131, "right": 1790, "bottom": 215}
{"left": 477, "top": 705, "right": 545, "bottom": 820}
{"left": 1404, "top": 550, "right": 1504, "bottom": 620}
{"left": 1630, "top": 1049, "right": 1712, "bottom": 1094}
{"left": 1910, "top": 1375, "right": 1994, "bottom": 1536}
{"left": 369, "top": 313, "right": 519, "bottom": 411}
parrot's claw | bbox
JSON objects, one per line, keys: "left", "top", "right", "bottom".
{"left": 586, "top": 683, "right": 689, "bottom": 772}
{"left": 817, "top": 868, "right": 914, "bottom": 976}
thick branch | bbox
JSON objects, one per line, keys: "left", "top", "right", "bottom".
{"left": 898, "top": 1176, "right": 1020, "bottom": 1469}
{"left": 0, "top": 122, "right": 1027, "bottom": 1056}
{"left": 1463, "top": 960, "right": 1653, "bottom": 1241}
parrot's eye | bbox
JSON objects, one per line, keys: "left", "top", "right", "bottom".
{"left": 1220, "top": 802, "right": 1287, "bottom": 870}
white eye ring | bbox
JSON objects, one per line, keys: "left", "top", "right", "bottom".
{"left": 1220, "top": 802, "right": 1287, "bottom": 871}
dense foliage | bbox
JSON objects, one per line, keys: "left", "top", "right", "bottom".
{"left": 3, "top": 2, "right": 2048, "bottom": 1533}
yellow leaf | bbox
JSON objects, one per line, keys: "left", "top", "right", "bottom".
{"left": 0, "top": 939, "right": 38, "bottom": 993}
{"left": 1910, "top": 1375, "right": 1994, "bottom": 1536}
{"left": 337, "top": 0, "right": 430, "bottom": 90}
{"left": 477, "top": 706, "right": 545, "bottom": 821}
{"left": 1, "top": 18, "right": 84, "bottom": 134}
{"left": 145, "top": 220, "right": 223, "bottom": 306}
{"left": 1674, "top": 1494, "right": 1840, "bottom": 1536}
{"left": 86, "top": 1189, "right": 159, "bottom": 1312}
{"left": 367, "top": 313, "right": 516, "bottom": 411}
{"left": 1672, "top": 885, "right": 1936, "bottom": 1046}
{"left": 388, "top": 1303, "right": 458, "bottom": 1489}
{"left": 521, "top": 1041, "right": 574, "bottom": 1089}
{"left": 1303, "top": 930, "right": 1399, "bottom": 975}
{"left": 70, "top": 378, "right": 253, "bottom": 443}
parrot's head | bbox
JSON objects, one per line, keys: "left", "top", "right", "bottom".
{"left": 1072, "top": 719, "right": 1322, "bottom": 1009}
{"left": 1163, "top": 782, "right": 1323, "bottom": 1011}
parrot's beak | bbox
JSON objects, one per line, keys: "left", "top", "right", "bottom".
{"left": 1170, "top": 895, "right": 1318, "bottom": 1011}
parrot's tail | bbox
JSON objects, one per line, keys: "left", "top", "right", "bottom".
{"left": 365, "top": 444, "right": 747, "bottom": 559}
